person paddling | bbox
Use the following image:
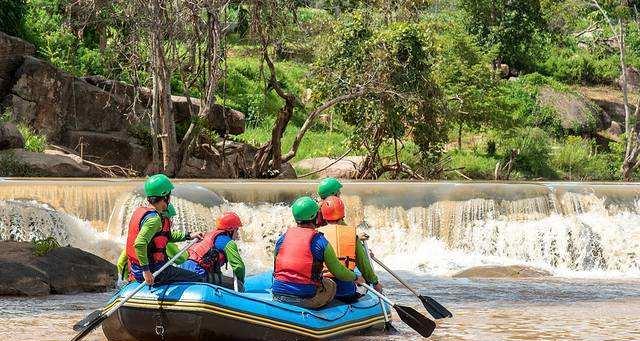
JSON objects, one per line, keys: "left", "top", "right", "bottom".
{"left": 318, "top": 196, "right": 383, "bottom": 303}
{"left": 126, "top": 174, "right": 204, "bottom": 285}
{"left": 316, "top": 177, "right": 343, "bottom": 227}
{"left": 181, "top": 212, "right": 246, "bottom": 291}
{"left": 272, "top": 196, "right": 365, "bottom": 309}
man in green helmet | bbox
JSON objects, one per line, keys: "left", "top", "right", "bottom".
{"left": 316, "top": 177, "right": 343, "bottom": 227}
{"left": 272, "top": 196, "right": 365, "bottom": 309}
{"left": 125, "top": 174, "right": 204, "bottom": 285}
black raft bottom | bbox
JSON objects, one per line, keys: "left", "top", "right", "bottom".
{"left": 102, "top": 306, "right": 386, "bottom": 341}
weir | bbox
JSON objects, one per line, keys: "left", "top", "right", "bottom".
{"left": 0, "top": 180, "right": 639, "bottom": 277}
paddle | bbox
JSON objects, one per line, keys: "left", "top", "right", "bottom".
{"left": 360, "top": 283, "right": 436, "bottom": 338}
{"left": 70, "top": 239, "right": 198, "bottom": 341}
{"left": 358, "top": 227, "right": 453, "bottom": 320}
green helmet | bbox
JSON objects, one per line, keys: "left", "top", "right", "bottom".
{"left": 144, "top": 174, "right": 174, "bottom": 197}
{"left": 317, "top": 177, "right": 343, "bottom": 199}
{"left": 291, "top": 196, "right": 319, "bottom": 222}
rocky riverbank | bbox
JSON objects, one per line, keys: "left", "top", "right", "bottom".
{"left": 0, "top": 241, "right": 115, "bottom": 296}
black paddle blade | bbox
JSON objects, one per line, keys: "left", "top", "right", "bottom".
{"left": 70, "top": 312, "right": 108, "bottom": 341}
{"left": 73, "top": 310, "right": 102, "bottom": 332}
{"left": 419, "top": 295, "right": 453, "bottom": 319}
{"left": 394, "top": 305, "right": 436, "bottom": 338}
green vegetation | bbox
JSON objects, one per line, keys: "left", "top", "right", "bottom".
{"left": 3, "top": 0, "right": 640, "bottom": 180}
{"left": 0, "top": 151, "right": 42, "bottom": 177}
{"left": 31, "top": 236, "right": 60, "bottom": 256}
{"left": 17, "top": 124, "right": 46, "bottom": 153}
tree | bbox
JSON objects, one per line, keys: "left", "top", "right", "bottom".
{"left": 314, "top": 10, "right": 447, "bottom": 179}
{"left": 431, "top": 20, "right": 510, "bottom": 150}
{"left": 458, "top": 0, "right": 546, "bottom": 71}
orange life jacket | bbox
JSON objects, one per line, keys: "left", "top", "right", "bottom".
{"left": 126, "top": 207, "right": 171, "bottom": 269}
{"left": 318, "top": 224, "right": 357, "bottom": 277}
{"left": 187, "top": 229, "right": 229, "bottom": 272}
{"left": 274, "top": 227, "right": 323, "bottom": 285}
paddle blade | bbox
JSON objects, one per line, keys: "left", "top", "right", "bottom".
{"left": 73, "top": 310, "right": 102, "bottom": 332}
{"left": 70, "top": 312, "right": 107, "bottom": 341}
{"left": 394, "top": 305, "right": 436, "bottom": 338}
{"left": 419, "top": 295, "right": 453, "bottom": 319}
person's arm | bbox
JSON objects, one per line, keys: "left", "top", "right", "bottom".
{"left": 170, "top": 229, "right": 189, "bottom": 242}
{"left": 323, "top": 244, "right": 358, "bottom": 282}
{"left": 224, "top": 241, "right": 245, "bottom": 283}
{"left": 355, "top": 239, "right": 378, "bottom": 285}
{"left": 133, "top": 214, "right": 162, "bottom": 270}
{"left": 165, "top": 242, "right": 188, "bottom": 265}
{"left": 116, "top": 249, "right": 128, "bottom": 280}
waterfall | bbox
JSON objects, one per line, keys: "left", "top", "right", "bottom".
{"left": 0, "top": 180, "right": 638, "bottom": 278}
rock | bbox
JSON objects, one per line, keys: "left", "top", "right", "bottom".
{"left": 452, "top": 265, "right": 552, "bottom": 279}
{"left": 580, "top": 86, "right": 629, "bottom": 124}
{"left": 172, "top": 96, "right": 245, "bottom": 135}
{"left": 62, "top": 131, "right": 150, "bottom": 172}
{"left": 0, "top": 261, "right": 50, "bottom": 296}
{"left": 2, "top": 148, "right": 97, "bottom": 177}
{"left": 538, "top": 86, "right": 605, "bottom": 134}
{"left": 0, "top": 32, "right": 35, "bottom": 99}
{"left": 608, "top": 120, "right": 623, "bottom": 136}
{"left": 0, "top": 241, "right": 116, "bottom": 296}
{"left": 32, "top": 247, "right": 115, "bottom": 294}
{"left": 619, "top": 66, "right": 640, "bottom": 92}
{"left": 10, "top": 57, "right": 128, "bottom": 141}
{"left": 294, "top": 156, "right": 365, "bottom": 179}
{"left": 0, "top": 122, "right": 24, "bottom": 149}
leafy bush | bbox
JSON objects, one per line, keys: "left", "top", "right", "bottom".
{"left": 552, "top": 136, "right": 593, "bottom": 180}
{"left": 500, "top": 127, "right": 555, "bottom": 178}
{"left": 0, "top": 151, "right": 42, "bottom": 176}
{"left": 537, "top": 48, "right": 620, "bottom": 85}
{"left": 447, "top": 150, "right": 501, "bottom": 180}
{"left": 17, "top": 125, "right": 46, "bottom": 152}
{"left": 32, "top": 237, "right": 60, "bottom": 256}
{"left": 0, "top": 0, "right": 26, "bottom": 36}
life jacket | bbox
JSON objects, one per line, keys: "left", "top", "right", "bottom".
{"left": 317, "top": 224, "right": 357, "bottom": 277}
{"left": 126, "top": 207, "right": 172, "bottom": 269}
{"left": 187, "top": 229, "right": 229, "bottom": 272}
{"left": 274, "top": 227, "right": 323, "bottom": 285}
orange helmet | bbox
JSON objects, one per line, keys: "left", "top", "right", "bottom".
{"left": 216, "top": 212, "right": 242, "bottom": 231}
{"left": 320, "top": 196, "right": 345, "bottom": 222}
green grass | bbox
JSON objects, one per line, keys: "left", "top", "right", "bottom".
{"left": 32, "top": 237, "right": 60, "bottom": 256}
{"left": 17, "top": 124, "right": 46, "bottom": 152}
{"left": 446, "top": 150, "right": 502, "bottom": 180}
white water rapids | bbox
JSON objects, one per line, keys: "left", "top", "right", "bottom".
{"left": 1, "top": 181, "right": 639, "bottom": 279}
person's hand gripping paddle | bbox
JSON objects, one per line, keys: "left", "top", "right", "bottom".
{"left": 70, "top": 239, "right": 198, "bottom": 341}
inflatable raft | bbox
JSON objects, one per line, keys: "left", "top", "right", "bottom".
{"left": 102, "top": 272, "right": 391, "bottom": 341}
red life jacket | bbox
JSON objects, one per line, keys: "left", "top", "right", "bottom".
{"left": 274, "top": 227, "right": 323, "bottom": 285}
{"left": 187, "top": 229, "right": 229, "bottom": 272}
{"left": 126, "top": 207, "right": 172, "bottom": 269}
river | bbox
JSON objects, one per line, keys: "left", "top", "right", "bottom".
{"left": 1, "top": 180, "right": 639, "bottom": 340}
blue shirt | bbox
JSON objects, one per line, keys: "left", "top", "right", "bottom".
{"left": 272, "top": 233, "right": 329, "bottom": 298}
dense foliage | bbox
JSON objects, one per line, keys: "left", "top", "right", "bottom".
{"left": 2, "top": 0, "right": 640, "bottom": 180}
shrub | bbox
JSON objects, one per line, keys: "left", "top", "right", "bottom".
{"left": 500, "top": 127, "right": 555, "bottom": 179}
{"left": 17, "top": 125, "right": 46, "bottom": 152}
{"left": 32, "top": 237, "right": 60, "bottom": 256}
{"left": 447, "top": 150, "right": 501, "bottom": 180}
{"left": 0, "top": 151, "right": 42, "bottom": 176}
{"left": 552, "top": 136, "right": 593, "bottom": 180}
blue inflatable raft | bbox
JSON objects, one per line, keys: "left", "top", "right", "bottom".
{"left": 102, "top": 272, "right": 390, "bottom": 340}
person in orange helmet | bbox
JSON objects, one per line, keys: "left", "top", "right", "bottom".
{"left": 318, "top": 196, "right": 382, "bottom": 302}
{"left": 181, "top": 212, "right": 246, "bottom": 291}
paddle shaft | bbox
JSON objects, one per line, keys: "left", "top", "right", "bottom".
{"left": 361, "top": 283, "right": 395, "bottom": 307}
{"left": 369, "top": 253, "right": 421, "bottom": 297}
{"left": 104, "top": 239, "right": 198, "bottom": 318}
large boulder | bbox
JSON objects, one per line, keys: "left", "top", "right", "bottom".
{"left": 9, "top": 57, "right": 128, "bottom": 141}
{"left": 172, "top": 96, "right": 245, "bottom": 135}
{"left": 0, "top": 32, "right": 35, "bottom": 99}
{"left": 452, "top": 265, "right": 552, "bottom": 278}
{"left": 62, "top": 131, "right": 150, "bottom": 172}
{"left": 619, "top": 66, "right": 640, "bottom": 92}
{"left": 1, "top": 148, "right": 97, "bottom": 177}
{"left": 295, "top": 156, "right": 365, "bottom": 179}
{"left": 0, "top": 241, "right": 116, "bottom": 296}
{"left": 0, "top": 122, "right": 24, "bottom": 150}
{"left": 538, "top": 86, "right": 606, "bottom": 135}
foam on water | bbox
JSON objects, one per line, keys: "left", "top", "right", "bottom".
{"left": 0, "top": 183, "right": 639, "bottom": 279}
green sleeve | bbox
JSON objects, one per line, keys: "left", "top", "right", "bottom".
{"left": 224, "top": 241, "right": 245, "bottom": 283}
{"left": 134, "top": 215, "right": 162, "bottom": 268}
{"left": 355, "top": 240, "right": 378, "bottom": 285}
{"left": 116, "top": 249, "right": 128, "bottom": 280}
{"left": 166, "top": 242, "right": 188, "bottom": 265}
{"left": 323, "top": 244, "right": 357, "bottom": 282}
{"left": 170, "top": 229, "right": 188, "bottom": 242}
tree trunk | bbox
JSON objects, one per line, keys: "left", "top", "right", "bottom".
{"left": 150, "top": 0, "right": 177, "bottom": 176}
{"left": 457, "top": 122, "right": 463, "bottom": 150}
